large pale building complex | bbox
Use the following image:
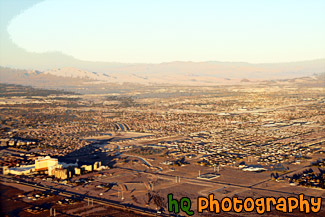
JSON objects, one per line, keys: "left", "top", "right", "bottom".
{"left": 35, "top": 156, "right": 58, "bottom": 171}
{"left": 2, "top": 155, "right": 105, "bottom": 179}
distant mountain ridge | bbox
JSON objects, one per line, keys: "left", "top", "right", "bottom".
{"left": 2, "top": 55, "right": 324, "bottom": 77}
{"left": 0, "top": 59, "right": 324, "bottom": 91}
{"left": 43, "top": 67, "right": 111, "bottom": 81}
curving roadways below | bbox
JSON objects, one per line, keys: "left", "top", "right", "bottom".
{"left": 1, "top": 175, "right": 176, "bottom": 217}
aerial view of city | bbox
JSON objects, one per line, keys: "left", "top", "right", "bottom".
{"left": 0, "top": 0, "right": 324, "bottom": 217}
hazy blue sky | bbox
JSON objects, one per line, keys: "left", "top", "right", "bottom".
{"left": 2, "top": 0, "right": 325, "bottom": 64}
